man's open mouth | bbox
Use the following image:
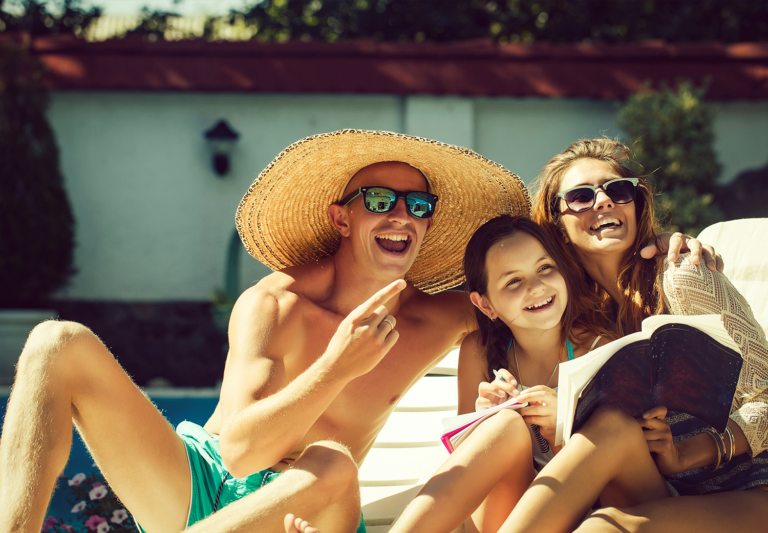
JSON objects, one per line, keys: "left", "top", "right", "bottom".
{"left": 524, "top": 295, "right": 555, "bottom": 311}
{"left": 590, "top": 217, "right": 623, "bottom": 231}
{"left": 375, "top": 233, "right": 411, "bottom": 254}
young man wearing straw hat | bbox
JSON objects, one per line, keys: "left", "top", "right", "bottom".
{"left": 0, "top": 130, "right": 530, "bottom": 533}
{"left": 0, "top": 130, "right": 714, "bottom": 533}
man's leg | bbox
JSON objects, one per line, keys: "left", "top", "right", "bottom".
{"left": 0, "top": 320, "right": 191, "bottom": 533}
{"left": 498, "top": 406, "right": 670, "bottom": 533}
{"left": 186, "top": 440, "right": 362, "bottom": 533}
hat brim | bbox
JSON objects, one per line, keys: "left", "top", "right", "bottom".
{"left": 236, "top": 129, "right": 531, "bottom": 294}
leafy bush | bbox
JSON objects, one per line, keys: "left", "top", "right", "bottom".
{"left": 0, "top": 43, "right": 76, "bottom": 307}
{"left": 617, "top": 80, "right": 723, "bottom": 235}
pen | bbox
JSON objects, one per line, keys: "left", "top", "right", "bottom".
{"left": 492, "top": 369, "right": 511, "bottom": 401}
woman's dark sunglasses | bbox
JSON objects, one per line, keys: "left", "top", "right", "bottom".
{"left": 339, "top": 186, "right": 438, "bottom": 219}
{"left": 555, "top": 178, "right": 639, "bottom": 213}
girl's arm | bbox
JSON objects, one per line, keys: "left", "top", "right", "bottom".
{"left": 661, "top": 254, "right": 768, "bottom": 457}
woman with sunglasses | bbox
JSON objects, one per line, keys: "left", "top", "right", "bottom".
{"left": 494, "top": 138, "right": 768, "bottom": 533}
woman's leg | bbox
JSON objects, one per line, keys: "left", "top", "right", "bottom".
{"left": 577, "top": 488, "right": 768, "bottom": 532}
{"left": 390, "top": 409, "right": 534, "bottom": 533}
{"left": 499, "top": 406, "right": 670, "bottom": 533}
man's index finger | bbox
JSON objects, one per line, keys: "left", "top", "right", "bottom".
{"left": 354, "top": 279, "right": 406, "bottom": 318}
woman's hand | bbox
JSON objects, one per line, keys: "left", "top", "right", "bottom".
{"left": 638, "top": 405, "right": 684, "bottom": 475}
{"left": 475, "top": 368, "right": 518, "bottom": 411}
{"left": 517, "top": 385, "right": 558, "bottom": 445}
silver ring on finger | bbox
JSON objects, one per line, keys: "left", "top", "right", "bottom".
{"left": 382, "top": 317, "right": 395, "bottom": 332}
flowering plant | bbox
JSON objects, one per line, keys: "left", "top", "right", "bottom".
{"left": 41, "top": 473, "right": 135, "bottom": 532}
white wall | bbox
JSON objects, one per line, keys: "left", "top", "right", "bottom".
{"left": 48, "top": 92, "right": 768, "bottom": 301}
{"left": 50, "top": 93, "right": 402, "bottom": 301}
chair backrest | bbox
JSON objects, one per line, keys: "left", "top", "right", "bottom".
{"left": 697, "top": 218, "right": 768, "bottom": 330}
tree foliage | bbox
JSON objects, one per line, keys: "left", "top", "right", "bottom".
{"left": 0, "top": 0, "right": 101, "bottom": 37}
{"left": 3, "top": 0, "right": 768, "bottom": 44}
{"left": 226, "top": 0, "right": 768, "bottom": 44}
{"left": 0, "top": 43, "right": 76, "bottom": 307}
{"left": 617, "top": 81, "right": 723, "bottom": 236}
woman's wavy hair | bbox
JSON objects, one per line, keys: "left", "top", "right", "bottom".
{"left": 464, "top": 215, "right": 613, "bottom": 382}
{"left": 531, "top": 138, "right": 664, "bottom": 336}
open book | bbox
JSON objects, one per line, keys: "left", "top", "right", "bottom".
{"left": 440, "top": 396, "right": 528, "bottom": 453}
{"left": 555, "top": 314, "right": 742, "bottom": 446}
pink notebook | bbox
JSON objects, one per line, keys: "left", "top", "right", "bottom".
{"left": 440, "top": 397, "right": 527, "bottom": 453}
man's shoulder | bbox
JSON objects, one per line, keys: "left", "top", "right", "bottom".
{"left": 408, "top": 288, "right": 467, "bottom": 312}
{"left": 401, "top": 287, "right": 471, "bottom": 325}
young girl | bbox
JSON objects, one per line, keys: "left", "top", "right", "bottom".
{"left": 382, "top": 215, "right": 613, "bottom": 533}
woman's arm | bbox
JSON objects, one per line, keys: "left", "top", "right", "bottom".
{"left": 661, "top": 254, "right": 768, "bottom": 456}
{"left": 640, "top": 405, "right": 750, "bottom": 474}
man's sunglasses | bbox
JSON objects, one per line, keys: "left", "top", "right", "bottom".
{"left": 555, "top": 178, "right": 639, "bottom": 213}
{"left": 339, "top": 186, "right": 438, "bottom": 219}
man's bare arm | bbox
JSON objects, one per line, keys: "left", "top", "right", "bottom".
{"left": 218, "top": 280, "right": 405, "bottom": 478}
{"left": 640, "top": 232, "right": 724, "bottom": 272}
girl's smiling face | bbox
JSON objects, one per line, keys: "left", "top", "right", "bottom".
{"left": 471, "top": 231, "right": 568, "bottom": 334}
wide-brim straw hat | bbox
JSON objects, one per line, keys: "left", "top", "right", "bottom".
{"left": 236, "top": 129, "right": 531, "bottom": 294}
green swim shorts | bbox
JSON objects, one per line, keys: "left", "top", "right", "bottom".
{"left": 138, "top": 421, "right": 366, "bottom": 532}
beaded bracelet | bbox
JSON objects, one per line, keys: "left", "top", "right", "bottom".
{"left": 701, "top": 427, "right": 725, "bottom": 471}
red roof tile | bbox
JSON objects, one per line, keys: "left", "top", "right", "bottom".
{"left": 6, "top": 35, "right": 768, "bottom": 99}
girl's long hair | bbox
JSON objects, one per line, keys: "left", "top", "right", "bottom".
{"left": 531, "top": 138, "right": 664, "bottom": 336}
{"left": 464, "top": 215, "right": 612, "bottom": 382}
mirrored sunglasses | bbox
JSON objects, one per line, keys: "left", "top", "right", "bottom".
{"left": 556, "top": 178, "right": 639, "bottom": 213}
{"left": 339, "top": 186, "right": 438, "bottom": 219}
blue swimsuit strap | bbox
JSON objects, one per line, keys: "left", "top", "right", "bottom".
{"left": 507, "top": 334, "right": 575, "bottom": 361}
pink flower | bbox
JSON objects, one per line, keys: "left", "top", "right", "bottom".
{"left": 85, "top": 515, "right": 106, "bottom": 531}
{"left": 68, "top": 473, "right": 86, "bottom": 486}
{"left": 71, "top": 501, "right": 87, "bottom": 513}
{"left": 89, "top": 485, "right": 108, "bottom": 500}
{"left": 96, "top": 522, "right": 110, "bottom": 533}
{"left": 62, "top": 526, "right": 74, "bottom": 532}
{"left": 42, "top": 516, "right": 58, "bottom": 531}
{"left": 110, "top": 509, "right": 129, "bottom": 524}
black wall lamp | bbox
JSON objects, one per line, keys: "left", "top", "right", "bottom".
{"left": 204, "top": 119, "right": 240, "bottom": 176}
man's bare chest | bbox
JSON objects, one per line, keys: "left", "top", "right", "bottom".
{"left": 289, "top": 320, "right": 458, "bottom": 423}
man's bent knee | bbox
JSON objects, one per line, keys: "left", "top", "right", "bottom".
{"left": 297, "top": 441, "right": 359, "bottom": 498}
{"left": 16, "top": 320, "right": 99, "bottom": 378}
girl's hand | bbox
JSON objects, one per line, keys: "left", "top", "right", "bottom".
{"left": 638, "top": 405, "right": 683, "bottom": 475}
{"left": 475, "top": 368, "right": 518, "bottom": 411}
{"left": 517, "top": 385, "right": 558, "bottom": 444}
